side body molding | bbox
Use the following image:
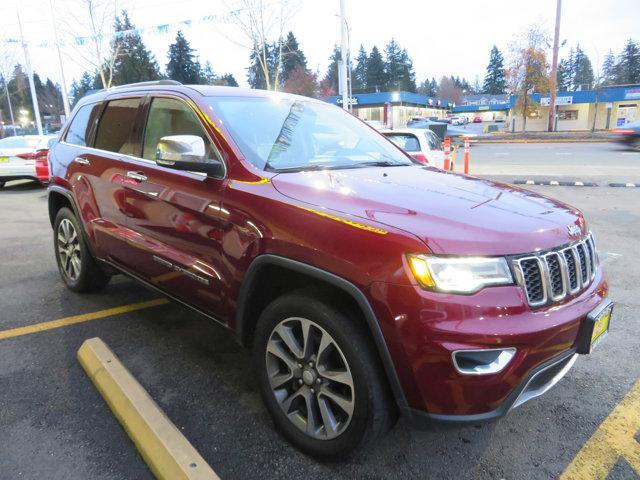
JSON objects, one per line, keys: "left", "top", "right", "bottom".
{"left": 235, "top": 254, "right": 408, "bottom": 408}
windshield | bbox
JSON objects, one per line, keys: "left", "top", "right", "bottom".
{"left": 207, "top": 96, "right": 414, "bottom": 172}
{"left": 0, "top": 137, "right": 41, "bottom": 149}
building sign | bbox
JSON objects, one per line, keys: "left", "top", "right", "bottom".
{"left": 478, "top": 105, "right": 490, "bottom": 111}
{"left": 540, "top": 96, "right": 573, "bottom": 106}
{"left": 336, "top": 97, "right": 358, "bottom": 106}
{"left": 625, "top": 88, "right": 640, "bottom": 100}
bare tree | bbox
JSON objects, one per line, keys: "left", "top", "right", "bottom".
{"left": 224, "top": 0, "right": 299, "bottom": 90}
{"left": 0, "top": 42, "right": 18, "bottom": 128}
{"left": 58, "top": 0, "right": 120, "bottom": 89}
{"left": 507, "top": 26, "right": 550, "bottom": 132}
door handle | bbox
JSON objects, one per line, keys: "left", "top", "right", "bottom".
{"left": 73, "top": 157, "right": 90, "bottom": 165}
{"left": 126, "top": 171, "right": 148, "bottom": 182}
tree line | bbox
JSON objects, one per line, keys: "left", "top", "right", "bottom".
{"left": 1, "top": 5, "right": 640, "bottom": 131}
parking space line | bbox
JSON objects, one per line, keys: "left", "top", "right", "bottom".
{"left": 0, "top": 299, "right": 169, "bottom": 341}
{"left": 78, "top": 338, "right": 219, "bottom": 480}
{"left": 560, "top": 380, "right": 640, "bottom": 479}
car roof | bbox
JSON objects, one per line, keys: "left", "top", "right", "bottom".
{"left": 77, "top": 84, "right": 324, "bottom": 107}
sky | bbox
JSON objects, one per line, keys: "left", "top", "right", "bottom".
{"left": 1, "top": 0, "right": 639, "bottom": 91}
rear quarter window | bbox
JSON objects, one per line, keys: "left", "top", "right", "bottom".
{"left": 65, "top": 103, "right": 101, "bottom": 147}
{"left": 385, "top": 133, "right": 420, "bottom": 152}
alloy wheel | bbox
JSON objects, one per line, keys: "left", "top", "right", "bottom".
{"left": 57, "top": 218, "right": 81, "bottom": 281}
{"left": 265, "top": 317, "right": 355, "bottom": 440}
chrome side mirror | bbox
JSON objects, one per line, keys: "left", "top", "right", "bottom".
{"left": 155, "top": 135, "right": 223, "bottom": 177}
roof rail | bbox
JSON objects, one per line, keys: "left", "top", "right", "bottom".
{"left": 109, "top": 80, "right": 182, "bottom": 89}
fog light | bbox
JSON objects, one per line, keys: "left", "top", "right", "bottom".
{"left": 452, "top": 348, "right": 516, "bottom": 375}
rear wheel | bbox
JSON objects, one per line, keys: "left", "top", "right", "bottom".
{"left": 54, "top": 207, "right": 110, "bottom": 292}
{"left": 632, "top": 137, "right": 640, "bottom": 151}
{"left": 253, "top": 291, "right": 396, "bottom": 459}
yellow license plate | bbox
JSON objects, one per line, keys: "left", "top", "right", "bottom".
{"left": 0, "top": 156, "right": 9, "bottom": 163}
{"left": 591, "top": 307, "right": 611, "bottom": 348}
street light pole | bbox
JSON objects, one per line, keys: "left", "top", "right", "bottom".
{"left": 339, "top": 0, "right": 349, "bottom": 111}
{"left": 547, "top": 0, "right": 562, "bottom": 132}
{"left": 49, "top": 0, "right": 71, "bottom": 118}
{"left": 17, "top": 10, "right": 43, "bottom": 135}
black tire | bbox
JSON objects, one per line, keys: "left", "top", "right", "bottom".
{"left": 253, "top": 290, "right": 396, "bottom": 459}
{"left": 53, "top": 207, "right": 110, "bottom": 292}
{"left": 0, "top": 181, "right": 5, "bottom": 188}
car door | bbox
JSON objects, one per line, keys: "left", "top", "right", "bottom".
{"left": 58, "top": 98, "right": 141, "bottom": 261}
{"left": 118, "top": 94, "right": 228, "bottom": 318}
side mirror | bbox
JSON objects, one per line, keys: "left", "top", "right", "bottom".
{"left": 155, "top": 135, "right": 224, "bottom": 177}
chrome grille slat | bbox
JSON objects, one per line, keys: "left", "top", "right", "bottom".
{"left": 513, "top": 233, "right": 598, "bottom": 308}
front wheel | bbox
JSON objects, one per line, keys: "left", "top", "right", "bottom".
{"left": 253, "top": 291, "right": 396, "bottom": 459}
{"left": 54, "top": 207, "right": 110, "bottom": 292}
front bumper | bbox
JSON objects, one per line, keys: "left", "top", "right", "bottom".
{"left": 367, "top": 267, "right": 608, "bottom": 419}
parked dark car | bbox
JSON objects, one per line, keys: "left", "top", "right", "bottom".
{"left": 47, "top": 81, "right": 611, "bottom": 459}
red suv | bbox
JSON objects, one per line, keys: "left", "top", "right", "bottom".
{"left": 47, "top": 81, "right": 612, "bottom": 458}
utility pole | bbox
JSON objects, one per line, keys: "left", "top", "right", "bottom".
{"left": 547, "top": 0, "right": 562, "bottom": 132}
{"left": 49, "top": 0, "right": 71, "bottom": 118}
{"left": 338, "top": 0, "right": 349, "bottom": 111}
{"left": 17, "top": 10, "right": 43, "bottom": 135}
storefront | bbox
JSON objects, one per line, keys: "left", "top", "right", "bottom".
{"left": 327, "top": 91, "right": 449, "bottom": 128}
{"left": 502, "top": 85, "right": 640, "bottom": 132}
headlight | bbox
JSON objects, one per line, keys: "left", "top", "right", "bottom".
{"left": 407, "top": 255, "right": 514, "bottom": 293}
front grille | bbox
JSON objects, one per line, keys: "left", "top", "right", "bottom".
{"left": 513, "top": 233, "right": 598, "bottom": 308}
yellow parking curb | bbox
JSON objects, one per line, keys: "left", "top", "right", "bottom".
{"left": 78, "top": 338, "right": 219, "bottom": 480}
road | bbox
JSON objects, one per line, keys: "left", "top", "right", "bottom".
{"left": 469, "top": 142, "right": 640, "bottom": 185}
{"left": 0, "top": 179, "right": 638, "bottom": 479}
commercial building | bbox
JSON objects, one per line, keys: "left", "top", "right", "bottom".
{"left": 327, "top": 84, "right": 640, "bottom": 132}
{"left": 454, "top": 84, "right": 640, "bottom": 132}
{"left": 326, "top": 91, "right": 449, "bottom": 128}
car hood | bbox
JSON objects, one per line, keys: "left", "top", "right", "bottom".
{"left": 271, "top": 166, "right": 586, "bottom": 255}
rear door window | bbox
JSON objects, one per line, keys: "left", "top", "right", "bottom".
{"left": 94, "top": 98, "right": 141, "bottom": 155}
{"left": 65, "top": 103, "right": 101, "bottom": 147}
{"left": 385, "top": 133, "right": 420, "bottom": 152}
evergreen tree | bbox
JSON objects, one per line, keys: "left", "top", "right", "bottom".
{"left": 166, "top": 31, "right": 202, "bottom": 84}
{"left": 572, "top": 45, "right": 594, "bottom": 89}
{"left": 366, "top": 46, "right": 386, "bottom": 92}
{"left": 564, "top": 47, "right": 576, "bottom": 90}
{"left": 601, "top": 50, "right": 617, "bottom": 86}
{"left": 417, "top": 78, "right": 437, "bottom": 96}
{"left": 201, "top": 61, "right": 216, "bottom": 85}
{"left": 70, "top": 72, "right": 96, "bottom": 106}
{"left": 352, "top": 45, "right": 368, "bottom": 92}
{"left": 483, "top": 45, "right": 506, "bottom": 94}
{"left": 323, "top": 45, "right": 341, "bottom": 94}
{"left": 215, "top": 73, "right": 239, "bottom": 87}
{"left": 557, "top": 58, "right": 571, "bottom": 90}
{"left": 618, "top": 39, "right": 640, "bottom": 84}
{"left": 280, "top": 32, "right": 307, "bottom": 83}
{"left": 112, "top": 10, "right": 161, "bottom": 85}
{"left": 247, "top": 42, "right": 279, "bottom": 89}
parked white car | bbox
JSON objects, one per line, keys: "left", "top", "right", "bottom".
{"left": 0, "top": 135, "right": 57, "bottom": 188}
{"left": 380, "top": 128, "right": 445, "bottom": 168}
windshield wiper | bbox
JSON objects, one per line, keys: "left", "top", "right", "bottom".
{"left": 268, "top": 164, "right": 329, "bottom": 173}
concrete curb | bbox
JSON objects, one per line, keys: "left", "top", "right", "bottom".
{"left": 513, "top": 180, "right": 599, "bottom": 187}
{"left": 512, "top": 180, "right": 640, "bottom": 187}
{"left": 477, "top": 138, "right": 613, "bottom": 144}
{"left": 78, "top": 338, "right": 219, "bottom": 480}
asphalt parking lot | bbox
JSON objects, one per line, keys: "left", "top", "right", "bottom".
{"left": 0, "top": 175, "right": 639, "bottom": 479}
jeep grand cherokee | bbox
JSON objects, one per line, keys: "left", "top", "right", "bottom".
{"left": 47, "top": 81, "right": 612, "bottom": 458}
